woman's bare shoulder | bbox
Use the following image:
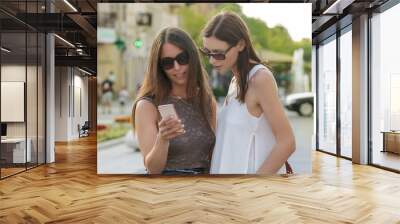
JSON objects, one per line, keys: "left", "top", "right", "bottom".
{"left": 249, "top": 67, "right": 276, "bottom": 88}
{"left": 135, "top": 99, "right": 158, "bottom": 118}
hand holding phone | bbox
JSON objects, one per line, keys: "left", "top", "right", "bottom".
{"left": 157, "top": 104, "right": 185, "bottom": 140}
{"left": 158, "top": 104, "right": 178, "bottom": 119}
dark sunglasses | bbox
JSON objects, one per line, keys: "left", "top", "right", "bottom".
{"left": 199, "top": 45, "right": 234, "bottom": 60}
{"left": 159, "top": 51, "right": 189, "bottom": 70}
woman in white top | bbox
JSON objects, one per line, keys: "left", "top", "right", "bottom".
{"left": 200, "top": 12, "right": 296, "bottom": 174}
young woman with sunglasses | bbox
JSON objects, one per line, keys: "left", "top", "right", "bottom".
{"left": 201, "top": 12, "right": 295, "bottom": 175}
{"left": 133, "top": 27, "right": 216, "bottom": 175}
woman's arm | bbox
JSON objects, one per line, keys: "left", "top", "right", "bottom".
{"left": 251, "top": 69, "right": 296, "bottom": 175}
{"left": 134, "top": 100, "right": 184, "bottom": 174}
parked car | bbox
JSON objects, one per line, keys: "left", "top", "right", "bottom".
{"left": 284, "top": 92, "right": 314, "bottom": 117}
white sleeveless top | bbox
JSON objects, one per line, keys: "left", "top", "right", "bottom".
{"left": 210, "top": 64, "right": 285, "bottom": 174}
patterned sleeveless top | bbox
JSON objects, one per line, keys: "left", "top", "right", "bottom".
{"left": 137, "top": 95, "right": 215, "bottom": 171}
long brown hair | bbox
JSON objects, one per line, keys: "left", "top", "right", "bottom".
{"left": 133, "top": 27, "right": 215, "bottom": 130}
{"left": 202, "top": 11, "right": 263, "bottom": 103}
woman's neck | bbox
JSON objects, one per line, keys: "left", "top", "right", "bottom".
{"left": 170, "top": 85, "right": 187, "bottom": 99}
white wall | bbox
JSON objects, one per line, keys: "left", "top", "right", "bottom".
{"left": 72, "top": 72, "right": 89, "bottom": 138}
{"left": 1, "top": 66, "right": 26, "bottom": 131}
{"left": 73, "top": 74, "right": 88, "bottom": 120}
{"left": 1, "top": 65, "right": 32, "bottom": 138}
{"left": 1, "top": 82, "right": 25, "bottom": 122}
{"left": 1, "top": 65, "right": 26, "bottom": 81}
{"left": 55, "top": 67, "right": 69, "bottom": 141}
{"left": 2, "top": 64, "right": 46, "bottom": 164}
{"left": 54, "top": 67, "right": 89, "bottom": 141}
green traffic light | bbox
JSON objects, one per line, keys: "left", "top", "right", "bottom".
{"left": 134, "top": 38, "right": 143, "bottom": 48}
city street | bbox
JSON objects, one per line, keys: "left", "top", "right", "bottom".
{"left": 97, "top": 102, "right": 314, "bottom": 174}
{"left": 286, "top": 109, "right": 314, "bottom": 173}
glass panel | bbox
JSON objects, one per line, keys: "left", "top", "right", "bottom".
{"left": 317, "top": 36, "right": 337, "bottom": 154}
{"left": 339, "top": 28, "right": 352, "bottom": 158}
{"left": 27, "top": 31, "right": 38, "bottom": 169}
{"left": 0, "top": 1, "right": 46, "bottom": 178}
{"left": 38, "top": 32, "right": 45, "bottom": 165}
{"left": 371, "top": 4, "right": 400, "bottom": 171}
{"left": 1, "top": 31, "right": 27, "bottom": 178}
{"left": 26, "top": 0, "right": 39, "bottom": 170}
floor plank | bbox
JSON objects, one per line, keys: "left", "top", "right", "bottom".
{"left": 1, "top": 135, "right": 400, "bottom": 223}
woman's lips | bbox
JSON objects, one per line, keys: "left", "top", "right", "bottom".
{"left": 174, "top": 72, "right": 186, "bottom": 79}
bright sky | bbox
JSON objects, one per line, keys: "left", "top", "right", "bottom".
{"left": 238, "top": 3, "right": 311, "bottom": 41}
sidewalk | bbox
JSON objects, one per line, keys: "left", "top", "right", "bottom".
{"left": 97, "top": 137, "right": 146, "bottom": 174}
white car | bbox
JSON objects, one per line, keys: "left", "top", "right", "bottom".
{"left": 285, "top": 92, "right": 314, "bottom": 117}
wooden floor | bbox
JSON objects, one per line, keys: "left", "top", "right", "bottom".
{"left": 1, "top": 135, "right": 400, "bottom": 223}
{"left": 373, "top": 151, "right": 400, "bottom": 171}
{"left": 1, "top": 163, "right": 46, "bottom": 178}
{"left": 0, "top": 167, "right": 26, "bottom": 178}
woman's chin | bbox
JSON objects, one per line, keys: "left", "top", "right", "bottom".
{"left": 216, "top": 67, "right": 229, "bottom": 75}
{"left": 173, "top": 78, "right": 187, "bottom": 86}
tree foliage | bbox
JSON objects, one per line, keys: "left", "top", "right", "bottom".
{"left": 177, "top": 3, "right": 311, "bottom": 66}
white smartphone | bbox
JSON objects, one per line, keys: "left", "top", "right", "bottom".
{"left": 158, "top": 104, "right": 178, "bottom": 119}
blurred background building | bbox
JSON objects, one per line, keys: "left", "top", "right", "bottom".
{"left": 98, "top": 4, "right": 182, "bottom": 103}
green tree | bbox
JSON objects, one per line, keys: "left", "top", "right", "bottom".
{"left": 267, "top": 25, "right": 295, "bottom": 55}
{"left": 177, "top": 3, "right": 312, "bottom": 71}
{"left": 243, "top": 17, "right": 269, "bottom": 49}
{"left": 214, "top": 3, "right": 243, "bottom": 14}
{"left": 177, "top": 6, "right": 208, "bottom": 45}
